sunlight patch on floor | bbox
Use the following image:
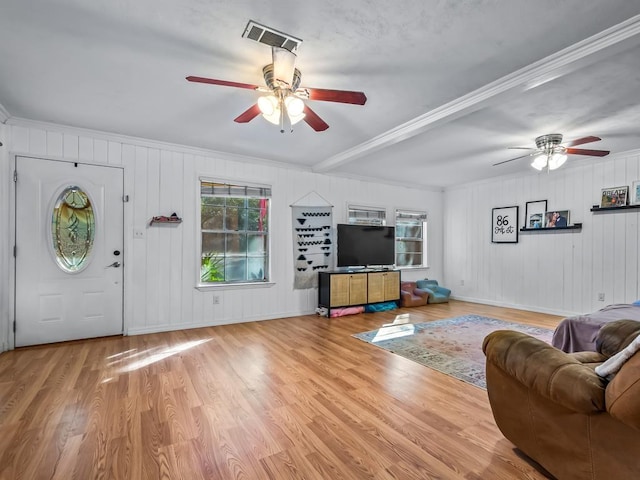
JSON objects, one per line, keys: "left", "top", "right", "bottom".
{"left": 372, "top": 314, "right": 415, "bottom": 342}
{"left": 110, "top": 339, "right": 211, "bottom": 372}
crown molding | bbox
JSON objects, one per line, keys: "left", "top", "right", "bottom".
{"left": 5, "top": 116, "right": 312, "bottom": 173}
{"left": 3, "top": 116, "right": 447, "bottom": 191}
{"left": 313, "top": 15, "right": 640, "bottom": 173}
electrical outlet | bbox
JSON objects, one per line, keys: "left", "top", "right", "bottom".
{"left": 213, "top": 295, "right": 220, "bottom": 305}
{"left": 598, "top": 293, "right": 605, "bottom": 302}
{"left": 133, "top": 229, "right": 145, "bottom": 239}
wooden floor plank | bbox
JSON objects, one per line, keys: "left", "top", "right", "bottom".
{"left": 0, "top": 300, "right": 559, "bottom": 479}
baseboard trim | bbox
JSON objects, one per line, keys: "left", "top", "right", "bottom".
{"left": 450, "top": 295, "right": 579, "bottom": 318}
{"left": 125, "top": 309, "right": 316, "bottom": 336}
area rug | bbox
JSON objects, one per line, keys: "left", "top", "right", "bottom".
{"left": 352, "top": 314, "right": 554, "bottom": 389}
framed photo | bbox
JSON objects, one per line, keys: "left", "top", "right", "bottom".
{"left": 600, "top": 186, "right": 628, "bottom": 207}
{"left": 492, "top": 206, "right": 518, "bottom": 243}
{"left": 544, "top": 210, "right": 570, "bottom": 228}
{"left": 524, "top": 200, "right": 547, "bottom": 229}
{"left": 631, "top": 181, "right": 640, "bottom": 205}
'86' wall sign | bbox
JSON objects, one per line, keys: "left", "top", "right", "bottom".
{"left": 491, "top": 206, "right": 519, "bottom": 243}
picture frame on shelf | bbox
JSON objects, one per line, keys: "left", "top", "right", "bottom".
{"left": 631, "top": 181, "right": 640, "bottom": 205}
{"left": 524, "top": 200, "right": 547, "bottom": 229}
{"left": 600, "top": 186, "right": 628, "bottom": 207}
{"left": 492, "top": 206, "right": 518, "bottom": 243}
{"left": 544, "top": 210, "right": 570, "bottom": 228}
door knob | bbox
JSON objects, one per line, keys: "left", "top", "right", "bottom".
{"left": 106, "top": 261, "right": 121, "bottom": 268}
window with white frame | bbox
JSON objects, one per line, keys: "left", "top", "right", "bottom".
{"left": 395, "top": 210, "right": 427, "bottom": 268}
{"left": 200, "top": 180, "right": 270, "bottom": 284}
{"left": 347, "top": 204, "right": 386, "bottom": 225}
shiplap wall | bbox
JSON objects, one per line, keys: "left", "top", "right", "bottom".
{"left": 0, "top": 119, "right": 443, "bottom": 350}
{"left": 444, "top": 151, "right": 640, "bottom": 317}
{"left": 0, "top": 124, "right": 9, "bottom": 351}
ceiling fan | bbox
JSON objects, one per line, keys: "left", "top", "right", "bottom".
{"left": 493, "top": 134, "right": 610, "bottom": 171}
{"left": 186, "top": 46, "right": 367, "bottom": 133}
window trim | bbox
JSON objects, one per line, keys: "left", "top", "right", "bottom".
{"left": 394, "top": 209, "right": 428, "bottom": 269}
{"left": 197, "top": 177, "right": 272, "bottom": 288}
{"left": 346, "top": 203, "right": 387, "bottom": 226}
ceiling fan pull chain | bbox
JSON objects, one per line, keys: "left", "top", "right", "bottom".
{"left": 279, "top": 91, "right": 285, "bottom": 133}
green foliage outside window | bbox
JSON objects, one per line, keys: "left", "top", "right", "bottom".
{"left": 200, "top": 252, "right": 224, "bottom": 282}
{"left": 200, "top": 182, "right": 270, "bottom": 284}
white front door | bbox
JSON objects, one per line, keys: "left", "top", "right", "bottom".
{"left": 15, "top": 156, "right": 124, "bottom": 347}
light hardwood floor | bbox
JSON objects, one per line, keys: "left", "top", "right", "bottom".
{"left": 0, "top": 301, "right": 562, "bottom": 479}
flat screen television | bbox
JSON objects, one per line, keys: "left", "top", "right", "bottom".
{"left": 336, "top": 224, "right": 395, "bottom": 268}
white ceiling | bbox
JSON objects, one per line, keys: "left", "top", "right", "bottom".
{"left": 2, "top": 1, "right": 640, "bottom": 189}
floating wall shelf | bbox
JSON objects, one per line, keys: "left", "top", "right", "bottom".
{"left": 150, "top": 213, "right": 182, "bottom": 225}
{"left": 520, "top": 223, "right": 582, "bottom": 232}
{"left": 590, "top": 204, "right": 640, "bottom": 213}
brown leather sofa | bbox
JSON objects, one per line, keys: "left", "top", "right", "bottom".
{"left": 399, "top": 281, "right": 429, "bottom": 307}
{"left": 483, "top": 319, "right": 640, "bottom": 480}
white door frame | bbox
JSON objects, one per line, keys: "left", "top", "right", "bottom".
{"left": 8, "top": 153, "right": 131, "bottom": 350}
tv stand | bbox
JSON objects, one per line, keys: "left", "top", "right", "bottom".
{"left": 318, "top": 270, "right": 400, "bottom": 317}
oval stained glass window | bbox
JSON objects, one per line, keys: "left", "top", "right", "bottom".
{"left": 51, "top": 186, "right": 95, "bottom": 272}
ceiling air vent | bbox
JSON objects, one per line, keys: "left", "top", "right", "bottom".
{"left": 242, "top": 20, "right": 302, "bottom": 52}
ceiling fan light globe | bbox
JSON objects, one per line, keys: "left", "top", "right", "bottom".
{"left": 531, "top": 154, "right": 547, "bottom": 171}
{"left": 258, "top": 95, "right": 278, "bottom": 115}
{"left": 288, "top": 111, "right": 306, "bottom": 125}
{"left": 284, "top": 96, "right": 305, "bottom": 116}
{"left": 548, "top": 153, "right": 568, "bottom": 170}
{"left": 261, "top": 96, "right": 281, "bottom": 125}
{"left": 262, "top": 110, "right": 281, "bottom": 125}
{"left": 531, "top": 162, "right": 545, "bottom": 171}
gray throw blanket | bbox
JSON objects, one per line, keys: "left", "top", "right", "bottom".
{"left": 552, "top": 304, "right": 640, "bottom": 353}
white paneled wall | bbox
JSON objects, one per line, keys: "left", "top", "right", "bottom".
{"left": 0, "top": 124, "right": 9, "bottom": 351}
{"left": 444, "top": 151, "right": 640, "bottom": 317}
{"left": 0, "top": 120, "right": 443, "bottom": 349}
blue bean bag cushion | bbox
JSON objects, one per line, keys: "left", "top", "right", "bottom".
{"left": 365, "top": 301, "right": 398, "bottom": 312}
{"left": 415, "top": 279, "right": 451, "bottom": 304}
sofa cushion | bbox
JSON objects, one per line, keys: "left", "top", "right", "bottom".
{"left": 570, "top": 351, "right": 607, "bottom": 368}
{"left": 596, "top": 319, "right": 640, "bottom": 358}
{"left": 483, "top": 330, "right": 606, "bottom": 413}
{"left": 595, "top": 332, "right": 640, "bottom": 378}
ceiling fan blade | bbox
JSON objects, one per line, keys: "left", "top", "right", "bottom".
{"left": 565, "top": 136, "right": 601, "bottom": 147}
{"left": 234, "top": 104, "right": 261, "bottom": 123}
{"left": 565, "top": 148, "right": 610, "bottom": 157}
{"left": 296, "top": 87, "right": 367, "bottom": 105}
{"left": 507, "top": 147, "right": 535, "bottom": 150}
{"left": 186, "top": 76, "right": 260, "bottom": 90}
{"left": 493, "top": 153, "right": 534, "bottom": 166}
{"left": 303, "top": 105, "right": 329, "bottom": 131}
